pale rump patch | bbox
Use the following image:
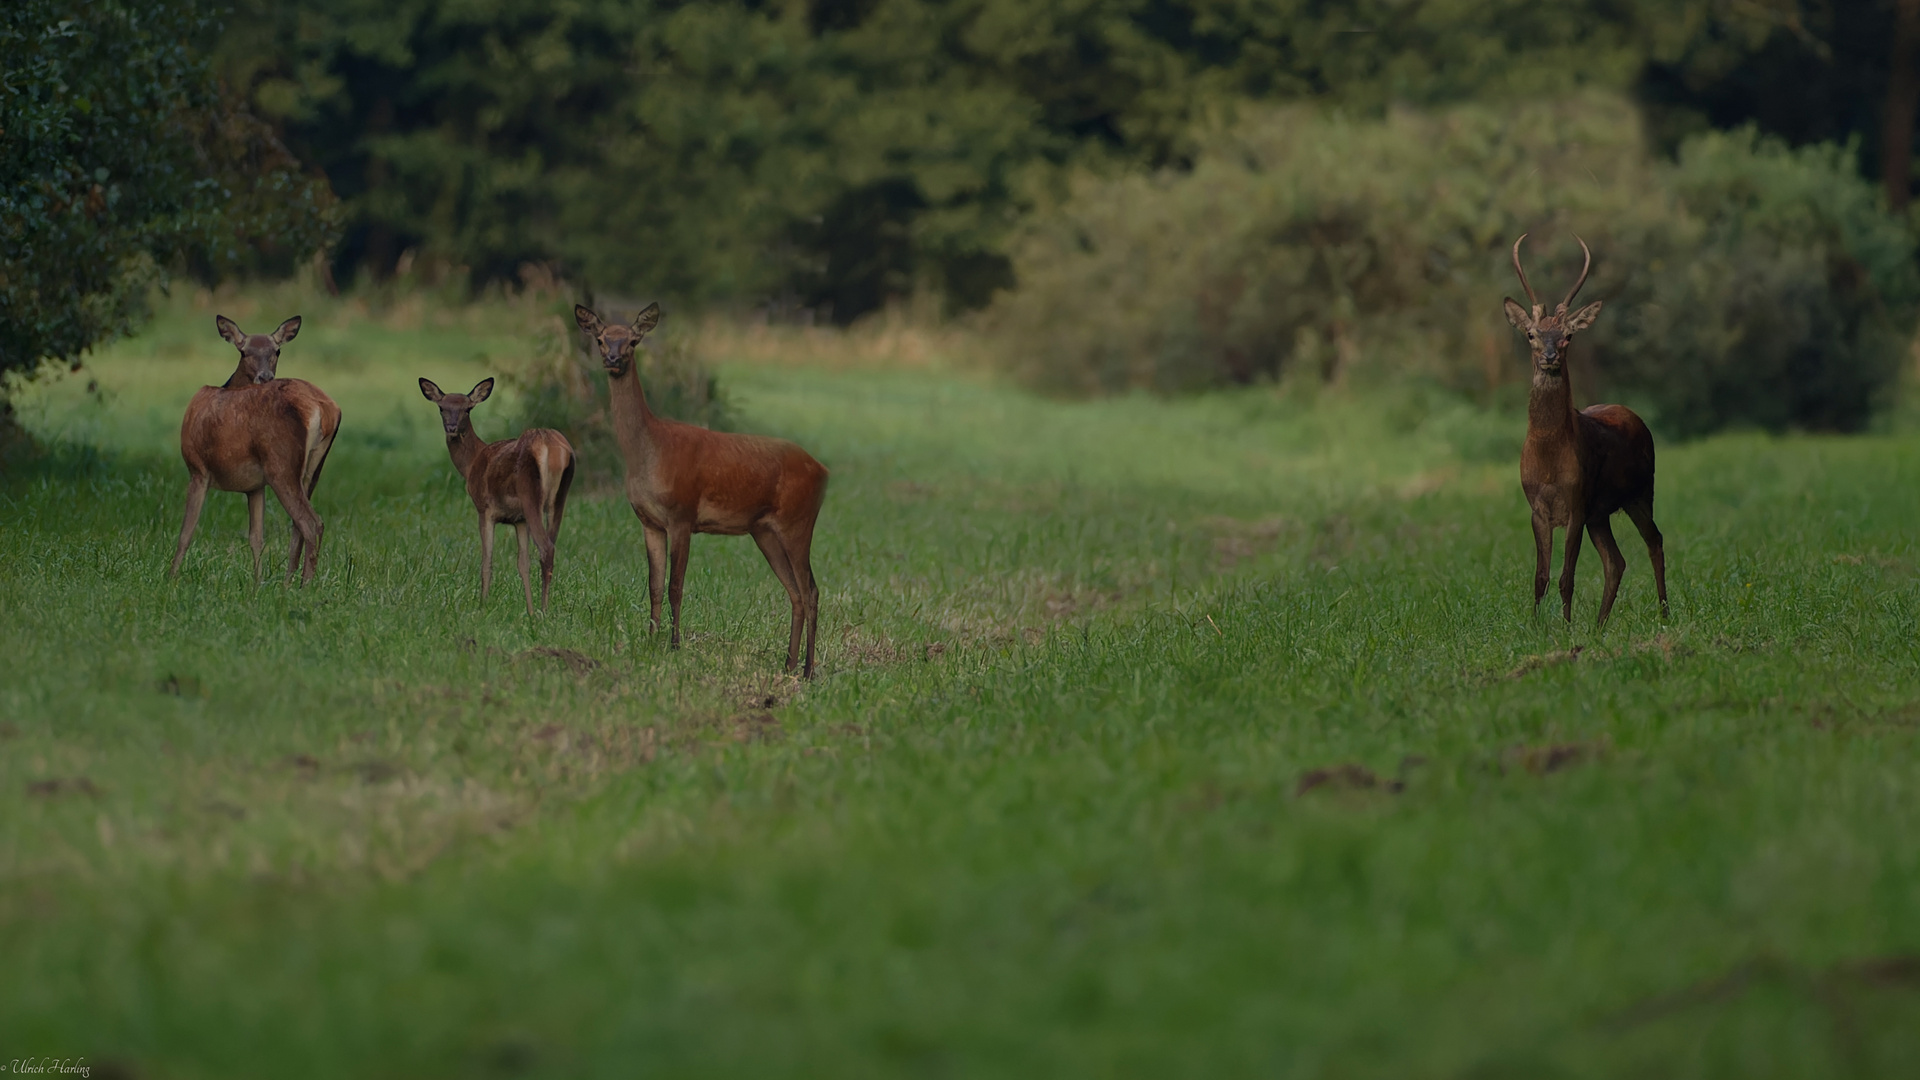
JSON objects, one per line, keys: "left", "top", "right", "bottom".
{"left": 300, "top": 404, "right": 332, "bottom": 494}
{"left": 532, "top": 441, "right": 557, "bottom": 520}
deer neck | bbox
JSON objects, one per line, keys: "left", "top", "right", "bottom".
{"left": 1527, "top": 364, "right": 1580, "bottom": 441}
{"left": 222, "top": 357, "right": 267, "bottom": 389}
{"left": 606, "top": 365, "right": 662, "bottom": 471}
{"left": 446, "top": 423, "right": 486, "bottom": 480}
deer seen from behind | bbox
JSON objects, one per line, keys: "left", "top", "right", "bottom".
{"left": 171, "top": 315, "right": 341, "bottom": 583}
{"left": 575, "top": 304, "right": 829, "bottom": 677}
{"left": 1504, "top": 234, "right": 1668, "bottom": 625}
{"left": 417, "top": 377, "right": 576, "bottom": 616}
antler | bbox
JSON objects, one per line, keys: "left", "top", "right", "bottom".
{"left": 1558, "top": 235, "right": 1592, "bottom": 314}
{"left": 1511, "top": 233, "right": 1541, "bottom": 314}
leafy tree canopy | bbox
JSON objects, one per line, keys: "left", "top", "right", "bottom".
{"left": 218, "top": 1, "right": 1916, "bottom": 322}
{"left": 0, "top": 0, "right": 338, "bottom": 377}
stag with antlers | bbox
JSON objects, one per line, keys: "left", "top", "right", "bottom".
{"left": 1504, "top": 235, "right": 1668, "bottom": 625}
{"left": 171, "top": 316, "right": 341, "bottom": 583}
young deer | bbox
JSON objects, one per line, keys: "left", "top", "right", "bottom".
{"left": 171, "top": 315, "right": 341, "bottom": 583}
{"left": 417, "top": 377, "right": 576, "bottom": 616}
{"left": 1505, "top": 234, "right": 1668, "bottom": 625}
{"left": 575, "top": 304, "right": 829, "bottom": 677}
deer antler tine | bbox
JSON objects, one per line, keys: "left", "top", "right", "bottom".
{"left": 1560, "top": 235, "right": 1592, "bottom": 313}
{"left": 1511, "top": 233, "right": 1540, "bottom": 312}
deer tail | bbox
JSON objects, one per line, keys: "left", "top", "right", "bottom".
{"left": 300, "top": 402, "right": 337, "bottom": 495}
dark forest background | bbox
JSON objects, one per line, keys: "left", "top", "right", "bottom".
{"left": 11, "top": 1, "right": 1920, "bottom": 434}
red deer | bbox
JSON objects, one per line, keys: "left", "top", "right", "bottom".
{"left": 171, "top": 316, "right": 341, "bottom": 583}
{"left": 574, "top": 304, "right": 829, "bottom": 677}
{"left": 1504, "top": 235, "right": 1668, "bottom": 625}
{"left": 417, "top": 377, "right": 576, "bottom": 616}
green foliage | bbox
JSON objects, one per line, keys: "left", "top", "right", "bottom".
{"left": 1606, "top": 131, "right": 1920, "bottom": 436}
{"left": 8, "top": 309, "right": 1920, "bottom": 1073}
{"left": 989, "top": 94, "right": 1919, "bottom": 437}
{"left": 222, "top": 0, "right": 1811, "bottom": 321}
{"left": 0, "top": 0, "right": 338, "bottom": 378}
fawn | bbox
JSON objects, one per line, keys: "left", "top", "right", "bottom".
{"left": 418, "top": 377, "right": 576, "bottom": 615}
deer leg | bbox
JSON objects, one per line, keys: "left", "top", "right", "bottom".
{"left": 548, "top": 461, "right": 574, "bottom": 544}
{"left": 517, "top": 467, "right": 556, "bottom": 613}
{"left": 1530, "top": 510, "right": 1553, "bottom": 611}
{"left": 752, "top": 525, "right": 805, "bottom": 674}
{"left": 513, "top": 522, "right": 536, "bottom": 618}
{"left": 788, "top": 527, "right": 821, "bottom": 680}
{"left": 269, "top": 476, "right": 323, "bottom": 584}
{"left": 641, "top": 518, "right": 667, "bottom": 633}
{"left": 539, "top": 463, "right": 574, "bottom": 612}
{"left": 1558, "top": 510, "right": 1586, "bottom": 623}
{"left": 667, "top": 524, "right": 692, "bottom": 648}
{"left": 1626, "top": 498, "right": 1669, "bottom": 619}
{"left": 1588, "top": 515, "right": 1628, "bottom": 627}
{"left": 479, "top": 514, "right": 496, "bottom": 606}
{"left": 170, "top": 474, "right": 210, "bottom": 576}
{"left": 247, "top": 489, "right": 266, "bottom": 584}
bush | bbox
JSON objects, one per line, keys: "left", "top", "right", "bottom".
{"left": 988, "top": 93, "right": 1919, "bottom": 436}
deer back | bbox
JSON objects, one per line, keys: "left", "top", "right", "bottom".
{"left": 640, "top": 420, "right": 827, "bottom": 533}
{"left": 181, "top": 378, "right": 341, "bottom": 492}
{"left": 466, "top": 428, "right": 574, "bottom": 522}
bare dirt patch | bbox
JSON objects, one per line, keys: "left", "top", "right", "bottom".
{"left": 1296, "top": 763, "right": 1403, "bottom": 797}
{"left": 1502, "top": 646, "right": 1584, "bottom": 681}
{"left": 1504, "top": 740, "right": 1606, "bottom": 776}
{"left": 515, "top": 647, "right": 600, "bottom": 676}
{"left": 26, "top": 776, "right": 100, "bottom": 799}
{"left": 1199, "top": 515, "right": 1290, "bottom": 570}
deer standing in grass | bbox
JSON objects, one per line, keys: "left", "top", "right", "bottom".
{"left": 171, "top": 316, "right": 341, "bottom": 583}
{"left": 1505, "top": 235, "right": 1668, "bottom": 625}
{"left": 575, "top": 304, "right": 829, "bottom": 677}
{"left": 417, "top": 377, "right": 576, "bottom": 616}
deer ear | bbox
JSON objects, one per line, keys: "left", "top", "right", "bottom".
{"left": 574, "top": 304, "right": 603, "bottom": 336}
{"left": 215, "top": 315, "right": 246, "bottom": 348}
{"left": 468, "top": 378, "right": 494, "bottom": 403}
{"left": 632, "top": 302, "right": 661, "bottom": 336}
{"left": 1502, "top": 298, "right": 1532, "bottom": 331}
{"left": 1565, "top": 300, "right": 1603, "bottom": 333}
{"left": 271, "top": 316, "right": 301, "bottom": 345}
{"left": 419, "top": 378, "right": 444, "bottom": 402}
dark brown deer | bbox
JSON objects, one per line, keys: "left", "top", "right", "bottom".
{"left": 1504, "top": 235, "right": 1667, "bottom": 625}
{"left": 171, "top": 315, "right": 341, "bottom": 583}
{"left": 575, "top": 304, "right": 829, "bottom": 676}
{"left": 418, "top": 377, "right": 576, "bottom": 616}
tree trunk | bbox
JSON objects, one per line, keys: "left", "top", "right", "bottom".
{"left": 1884, "top": 0, "right": 1920, "bottom": 211}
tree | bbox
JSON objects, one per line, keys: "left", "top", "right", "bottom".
{"left": 0, "top": 0, "right": 337, "bottom": 379}
{"left": 218, "top": 0, "right": 1901, "bottom": 322}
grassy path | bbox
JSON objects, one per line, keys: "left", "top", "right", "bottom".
{"left": 3, "top": 303, "right": 1919, "bottom": 1077}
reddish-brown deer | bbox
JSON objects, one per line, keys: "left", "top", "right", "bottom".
{"left": 1505, "top": 235, "right": 1668, "bottom": 624}
{"left": 418, "top": 377, "right": 576, "bottom": 616}
{"left": 171, "top": 315, "right": 341, "bottom": 583}
{"left": 575, "top": 304, "right": 829, "bottom": 676}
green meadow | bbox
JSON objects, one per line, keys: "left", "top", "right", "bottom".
{"left": 3, "top": 294, "right": 1919, "bottom": 1078}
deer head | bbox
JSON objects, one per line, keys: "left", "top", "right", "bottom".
{"left": 574, "top": 303, "right": 662, "bottom": 377}
{"left": 215, "top": 315, "right": 301, "bottom": 384}
{"left": 1502, "top": 235, "right": 1601, "bottom": 377}
{"left": 418, "top": 377, "right": 494, "bottom": 438}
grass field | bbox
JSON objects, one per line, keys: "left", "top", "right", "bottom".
{"left": 4, "top": 291, "right": 1920, "bottom": 1078}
